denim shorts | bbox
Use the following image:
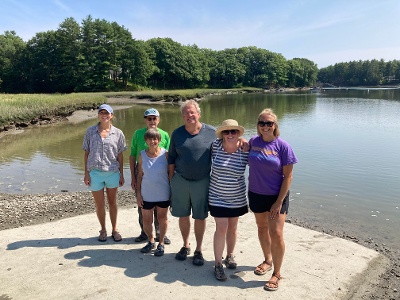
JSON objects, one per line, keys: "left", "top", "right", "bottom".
{"left": 89, "top": 169, "right": 120, "bottom": 191}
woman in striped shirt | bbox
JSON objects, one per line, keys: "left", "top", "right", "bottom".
{"left": 209, "top": 119, "right": 249, "bottom": 281}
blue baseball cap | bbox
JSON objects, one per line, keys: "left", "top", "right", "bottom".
{"left": 98, "top": 104, "right": 113, "bottom": 114}
{"left": 144, "top": 108, "right": 160, "bottom": 118}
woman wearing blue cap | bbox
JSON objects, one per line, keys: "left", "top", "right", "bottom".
{"left": 83, "top": 104, "right": 127, "bottom": 242}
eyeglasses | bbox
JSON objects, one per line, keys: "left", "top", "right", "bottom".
{"left": 222, "top": 130, "right": 239, "bottom": 135}
{"left": 257, "top": 121, "right": 275, "bottom": 127}
{"left": 146, "top": 117, "right": 157, "bottom": 121}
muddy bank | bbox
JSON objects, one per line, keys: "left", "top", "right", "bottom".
{"left": 0, "top": 191, "right": 398, "bottom": 299}
{"left": 0, "top": 97, "right": 166, "bottom": 139}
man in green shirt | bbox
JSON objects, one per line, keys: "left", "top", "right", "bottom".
{"left": 130, "top": 108, "right": 171, "bottom": 244}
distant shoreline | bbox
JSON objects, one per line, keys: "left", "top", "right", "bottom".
{"left": 0, "top": 97, "right": 161, "bottom": 140}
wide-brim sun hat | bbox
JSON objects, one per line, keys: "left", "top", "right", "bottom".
{"left": 98, "top": 104, "right": 113, "bottom": 114}
{"left": 215, "top": 119, "right": 245, "bottom": 139}
{"left": 144, "top": 108, "right": 160, "bottom": 118}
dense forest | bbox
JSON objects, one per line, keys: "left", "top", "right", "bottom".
{"left": 318, "top": 60, "right": 400, "bottom": 87}
{"left": 0, "top": 16, "right": 398, "bottom": 93}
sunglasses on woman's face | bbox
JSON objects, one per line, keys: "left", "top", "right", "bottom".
{"left": 257, "top": 121, "right": 275, "bottom": 127}
{"left": 146, "top": 117, "right": 157, "bottom": 121}
{"left": 222, "top": 129, "right": 239, "bottom": 135}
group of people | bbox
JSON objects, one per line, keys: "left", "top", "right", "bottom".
{"left": 82, "top": 101, "right": 297, "bottom": 291}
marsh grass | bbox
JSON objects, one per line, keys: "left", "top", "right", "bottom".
{"left": 0, "top": 93, "right": 106, "bottom": 127}
{"left": 0, "top": 88, "right": 261, "bottom": 127}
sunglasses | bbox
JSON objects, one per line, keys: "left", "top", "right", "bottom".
{"left": 146, "top": 117, "right": 157, "bottom": 121}
{"left": 257, "top": 121, "right": 275, "bottom": 127}
{"left": 222, "top": 129, "right": 239, "bottom": 135}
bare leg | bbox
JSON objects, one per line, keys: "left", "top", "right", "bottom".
{"left": 226, "top": 217, "right": 239, "bottom": 256}
{"left": 254, "top": 212, "right": 273, "bottom": 264}
{"left": 268, "top": 212, "right": 286, "bottom": 276}
{"left": 105, "top": 187, "right": 118, "bottom": 232}
{"left": 179, "top": 216, "right": 191, "bottom": 248}
{"left": 214, "top": 217, "right": 228, "bottom": 265}
{"left": 156, "top": 207, "right": 168, "bottom": 245}
{"left": 194, "top": 219, "right": 206, "bottom": 252}
{"left": 142, "top": 208, "right": 155, "bottom": 243}
{"left": 92, "top": 189, "right": 106, "bottom": 231}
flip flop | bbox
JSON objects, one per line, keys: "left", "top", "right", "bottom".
{"left": 112, "top": 231, "right": 122, "bottom": 242}
{"left": 98, "top": 230, "right": 107, "bottom": 242}
{"left": 254, "top": 260, "right": 273, "bottom": 275}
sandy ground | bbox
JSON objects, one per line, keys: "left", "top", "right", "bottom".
{"left": 0, "top": 199, "right": 389, "bottom": 300}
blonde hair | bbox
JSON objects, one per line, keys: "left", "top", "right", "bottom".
{"left": 257, "top": 108, "right": 280, "bottom": 137}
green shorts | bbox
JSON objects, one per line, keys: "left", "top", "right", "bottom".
{"left": 170, "top": 173, "right": 209, "bottom": 219}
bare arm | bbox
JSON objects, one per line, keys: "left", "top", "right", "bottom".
{"left": 136, "top": 154, "right": 144, "bottom": 208}
{"left": 83, "top": 151, "right": 90, "bottom": 186}
{"left": 129, "top": 155, "right": 137, "bottom": 190}
{"left": 118, "top": 152, "right": 124, "bottom": 187}
{"left": 237, "top": 137, "right": 249, "bottom": 152}
{"left": 270, "top": 164, "right": 294, "bottom": 219}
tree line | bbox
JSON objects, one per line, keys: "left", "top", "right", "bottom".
{"left": 0, "top": 16, "right": 319, "bottom": 93}
{"left": 1, "top": 16, "right": 398, "bottom": 93}
{"left": 318, "top": 60, "right": 400, "bottom": 87}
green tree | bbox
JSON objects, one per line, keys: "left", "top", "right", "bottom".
{"left": 0, "top": 31, "right": 26, "bottom": 92}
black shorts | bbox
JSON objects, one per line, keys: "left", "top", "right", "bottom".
{"left": 209, "top": 205, "right": 248, "bottom": 218}
{"left": 248, "top": 191, "right": 289, "bottom": 214}
{"left": 142, "top": 200, "right": 171, "bottom": 210}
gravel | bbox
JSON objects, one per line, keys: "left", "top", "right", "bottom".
{"left": 0, "top": 191, "right": 399, "bottom": 299}
{"left": 0, "top": 191, "right": 135, "bottom": 230}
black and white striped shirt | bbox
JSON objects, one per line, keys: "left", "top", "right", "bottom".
{"left": 209, "top": 139, "right": 249, "bottom": 208}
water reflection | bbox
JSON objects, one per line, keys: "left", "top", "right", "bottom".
{"left": 1, "top": 91, "right": 400, "bottom": 248}
{"left": 0, "top": 93, "right": 316, "bottom": 194}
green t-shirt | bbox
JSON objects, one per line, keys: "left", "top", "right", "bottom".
{"left": 130, "top": 127, "right": 170, "bottom": 161}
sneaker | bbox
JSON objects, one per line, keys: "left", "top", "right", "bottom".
{"left": 154, "top": 244, "right": 165, "bottom": 257}
{"left": 192, "top": 250, "right": 205, "bottom": 266}
{"left": 175, "top": 246, "right": 191, "bottom": 261}
{"left": 223, "top": 254, "right": 237, "bottom": 269}
{"left": 135, "top": 233, "right": 148, "bottom": 243}
{"left": 214, "top": 263, "right": 227, "bottom": 281}
{"left": 141, "top": 241, "right": 155, "bottom": 253}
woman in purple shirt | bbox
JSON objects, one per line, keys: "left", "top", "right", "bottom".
{"left": 248, "top": 108, "right": 297, "bottom": 291}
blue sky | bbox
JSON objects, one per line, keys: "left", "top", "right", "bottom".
{"left": 0, "top": 0, "right": 399, "bottom": 68}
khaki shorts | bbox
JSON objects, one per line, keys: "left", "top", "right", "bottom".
{"left": 170, "top": 173, "right": 209, "bottom": 219}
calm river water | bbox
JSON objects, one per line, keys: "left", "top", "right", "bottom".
{"left": 1, "top": 90, "right": 399, "bottom": 248}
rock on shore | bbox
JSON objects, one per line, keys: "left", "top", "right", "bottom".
{"left": 0, "top": 191, "right": 399, "bottom": 299}
{"left": 0, "top": 191, "right": 135, "bottom": 230}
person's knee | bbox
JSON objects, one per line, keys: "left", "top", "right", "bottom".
{"left": 269, "top": 229, "right": 284, "bottom": 241}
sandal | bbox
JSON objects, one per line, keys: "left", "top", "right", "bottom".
{"left": 264, "top": 273, "right": 281, "bottom": 291}
{"left": 223, "top": 254, "right": 237, "bottom": 269}
{"left": 98, "top": 230, "right": 107, "bottom": 242}
{"left": 214, "top": 263, "right": 227, "bottom": 281}
{"left": 111, "top": 231, "right": 122, "bottom": 242}
{"left": 254, "top": 260, "right": 273, "bottom": 275}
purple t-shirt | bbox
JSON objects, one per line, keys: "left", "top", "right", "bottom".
{"left": 248, "top": 136, "right": 298, "bottom": 195}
